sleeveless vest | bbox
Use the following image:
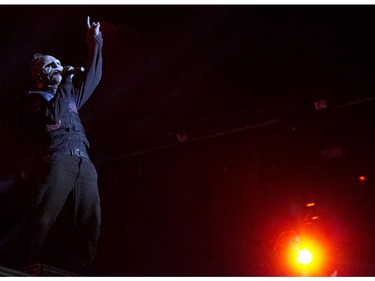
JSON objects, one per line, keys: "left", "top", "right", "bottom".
{"left": 28, "top": 90, "right": 90, "bottom": 152}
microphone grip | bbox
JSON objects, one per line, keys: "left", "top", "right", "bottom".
{"left": 63, "top": 66, "right": 85, "bottom": 76}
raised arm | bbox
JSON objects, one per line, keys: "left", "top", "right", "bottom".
{"left": 75, "top": 16, "right": 103, "bottom": 108}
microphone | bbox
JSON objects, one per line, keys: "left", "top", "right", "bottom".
{"left": 62, "top": 66, "right": 85, "bottom": 76}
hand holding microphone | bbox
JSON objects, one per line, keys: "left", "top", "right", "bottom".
{"left": 62, "top": 66, "right": 85, "bottom": 76}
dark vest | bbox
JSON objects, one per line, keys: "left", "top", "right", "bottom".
{"left": 28, "top": 90, "right": 90, "bottom": 152}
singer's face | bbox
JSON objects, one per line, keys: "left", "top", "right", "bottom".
{"left": 33, "top": 55, "right": 63, "bottom": 85}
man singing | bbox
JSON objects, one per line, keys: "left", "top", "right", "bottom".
{"left": 10, "top": 16, "right": 103, "bottom": 275}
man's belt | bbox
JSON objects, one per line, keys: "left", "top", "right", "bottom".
{"left": 51, "top": 149, "right": 90, "bottom": 159}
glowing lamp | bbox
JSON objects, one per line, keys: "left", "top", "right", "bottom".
{"left": 359, "top": 176, "right": 366, "bottom": 182}
{"left": 296, "top": 248, "right": 313, "bottom": 266}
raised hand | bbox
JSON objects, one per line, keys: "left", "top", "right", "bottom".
{"left": 87, "top": 16, "right": 101, "bottom": 38}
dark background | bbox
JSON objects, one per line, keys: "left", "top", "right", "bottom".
{"left": 1, "top": 5, "right": 375, "bottom": 276}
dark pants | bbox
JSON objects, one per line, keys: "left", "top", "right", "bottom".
{"left": 14, "top": 153, "right": 101, "bottom": 274}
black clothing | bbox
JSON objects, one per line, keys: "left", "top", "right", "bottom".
{"left": 11, "top": 33, "right": 103, "bottom": 275}
{"left": 18, "top": 153, "right": 100, "bottom": 274}
{"left": 25, "top": 33, "right": 103, "bottom": 156}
